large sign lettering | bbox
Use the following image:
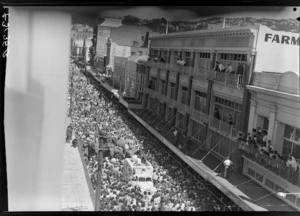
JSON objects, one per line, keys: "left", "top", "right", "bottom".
{"left": 264, "top": 33, "right": 299, "bottom": 45}
{"left": 255, "top": 25, "right": 299, "bottom": 74}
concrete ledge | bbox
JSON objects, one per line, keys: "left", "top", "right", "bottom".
{"left": 77, "top": 144, "right": 95, "bottom": 210}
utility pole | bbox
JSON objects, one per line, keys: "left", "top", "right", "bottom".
{"left": 94, "top": 130, "right": 108, "bottom": 211}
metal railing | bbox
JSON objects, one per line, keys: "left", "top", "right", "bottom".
{"left": 209, "top": 116, "right": 241, "bottom": 138}
{"left": 191, "top": 108, "right": 208, "bottom": 124}
{"left": 147, "top": 60, "right": 247, "bottom": 88}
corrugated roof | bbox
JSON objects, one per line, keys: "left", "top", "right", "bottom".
{"left": 100, "top": 18, "right": 122, "bottom": 28}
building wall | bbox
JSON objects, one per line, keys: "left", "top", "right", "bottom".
{"left": 5, "top": 7, "right": 71, "bottom": 211}
{"left": 247, "top": 71, "right": 300, "bottom": 158}
{"left": 144, "top": 27, "right": 259, "bottom": 163}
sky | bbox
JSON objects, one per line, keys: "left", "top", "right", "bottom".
{"left": 96, "top": 6, "right": 299, "bottom": 21}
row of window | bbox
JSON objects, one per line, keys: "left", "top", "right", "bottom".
{"left": 150, "top": 49, "right": 247, "bottom": 63}
{"left": 199, "top": 52, "right": 211, "bottom": 59}
{"left": 195, "top": 90, "right": 207, "bottom": 98}
{"left": 220, "top": 53, "right": 247, "bottom": 62}
{"left": 215, "top": 96, "right": 242, "bottom": 111}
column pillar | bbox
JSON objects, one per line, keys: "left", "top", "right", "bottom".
{"left": 247, "top": 99, "right": 257, "bottom": 134}
{"left": 267, "top": 105, "right": 277, "bottom": 142}
{"left": 273, "top": 121, "right": 284, "bottom": 153}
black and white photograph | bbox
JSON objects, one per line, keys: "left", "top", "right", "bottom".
{"left": 1, "top": 3, "right": 300, "bottom": 212}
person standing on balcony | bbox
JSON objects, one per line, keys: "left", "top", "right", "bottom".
{"left": 236, "top": 63, "right": 244, "bottom": 89}
{"left": 218, "top": 62, "right": 225, "bottom": 72}
{"left": 214, "top": 108, "right": 221, "bottom": 120}
{"left": 177, "top": 58, "right": 186, "bottom": 66}
{"left": 226, "top": 63, "right": 235, "bottom": 74}
{"left": 228, "top": 114, "right": 233, "bottom": 125}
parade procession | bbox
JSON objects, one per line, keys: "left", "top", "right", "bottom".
{"left": 65, "top": 61, "right": 241, "bottom": 211}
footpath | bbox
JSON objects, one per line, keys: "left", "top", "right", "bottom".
{"left": 61, "top": 117, "right": 94, "bottom": 211}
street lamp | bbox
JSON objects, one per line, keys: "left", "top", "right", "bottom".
{"left": 277, "top": 192, "right": 300, "bottom": 198}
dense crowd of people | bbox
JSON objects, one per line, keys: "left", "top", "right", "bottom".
{"left": 66, "top": 61, "right": 241, "bottom": 211}
{"left": 238, "top": 128, "right": 300, "bottom": 186}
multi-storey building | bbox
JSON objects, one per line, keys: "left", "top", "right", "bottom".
{"left": 244, "top": 71, "right": 300, "bottom": 210}
{"left": 142, "top": 24, "right": 299, "bottom": 165}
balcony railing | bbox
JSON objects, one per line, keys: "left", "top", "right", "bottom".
{"left": 147, "top": 61, "right": 169, "bottom": 70}
{"left": 209, "top": 116, "right": 240, "bottom": 138}
{"left": 191, "top": 109, "right": 208, "bottom": 123}
{"left": 147, "top": 60, "right": 246, "bottom": 87}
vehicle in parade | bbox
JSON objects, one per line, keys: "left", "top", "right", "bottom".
{"left": 122, "top": 156, "right": 157, "bottom": 196}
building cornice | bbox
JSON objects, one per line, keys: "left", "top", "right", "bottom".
{"left": 150, "top": 26, "right": 259, "bottom": 40}
{"left": 247, "top": 85, "right": 300, "bottom": 101}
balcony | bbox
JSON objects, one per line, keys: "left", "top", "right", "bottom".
{"left": 209, "top": 116, "right": 239, "bottom": 138}
{"left": 191, "top": 109, "right": 208, "bottom": 123}
{"left": 147, "top": 60, "right": 246, "bottom": 88}
{"left": 147, "top": 61, "right": 169, "bottom": 70}
{"left": 147, "top": 88, "right": 157, "bottom": 99}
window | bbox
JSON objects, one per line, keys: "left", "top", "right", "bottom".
{"left": 194, "top": 91, "right": 207, "bottom": 112}
{"left": 282, "top": 125, "right": 300, "bottom": 158}
{"left": 220, "top": 53, "right": 247, "bottom": 62}
{"left": 154, "top": 50, "right": 159, "bottom": 57}
{"left": 179, "top": 113, "right": 184, "bottom": 130}
{"left": 181, "top": 86, "right": 188, "bottom": 104}
{"left": 170, "top": 83, "right": 176, "bottom": 99}
{"left": 184, "top": 52, "right": 191, "bottom": 66}
{"left": 173, "top": 51, "right": 179, "bottom": 63}
{"left": 161, "top": 80, "right": 166, "bottom": 94}
{"left": 138, "top": 51, "right": 143, "bottom": 56}
{"left": 248, "top": 168, "right": 255, "bottom": 177}
{"left": 131, "top": 52, "right": 136, "bottom": 56}
{"left": 192, "top": 120, "right": 205, "bottom": 141}
{"left": 199, "top": 52, "right": 211, "bottom": 59}
{"left": 215, "top": 96, "right": 242, "bottom": 130}
{"left": 265, "top": 179, "right": 275, "bottom": 190}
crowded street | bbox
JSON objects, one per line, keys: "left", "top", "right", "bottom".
{"left": 66, "top": 61, "right": 241, "bottom": 211}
